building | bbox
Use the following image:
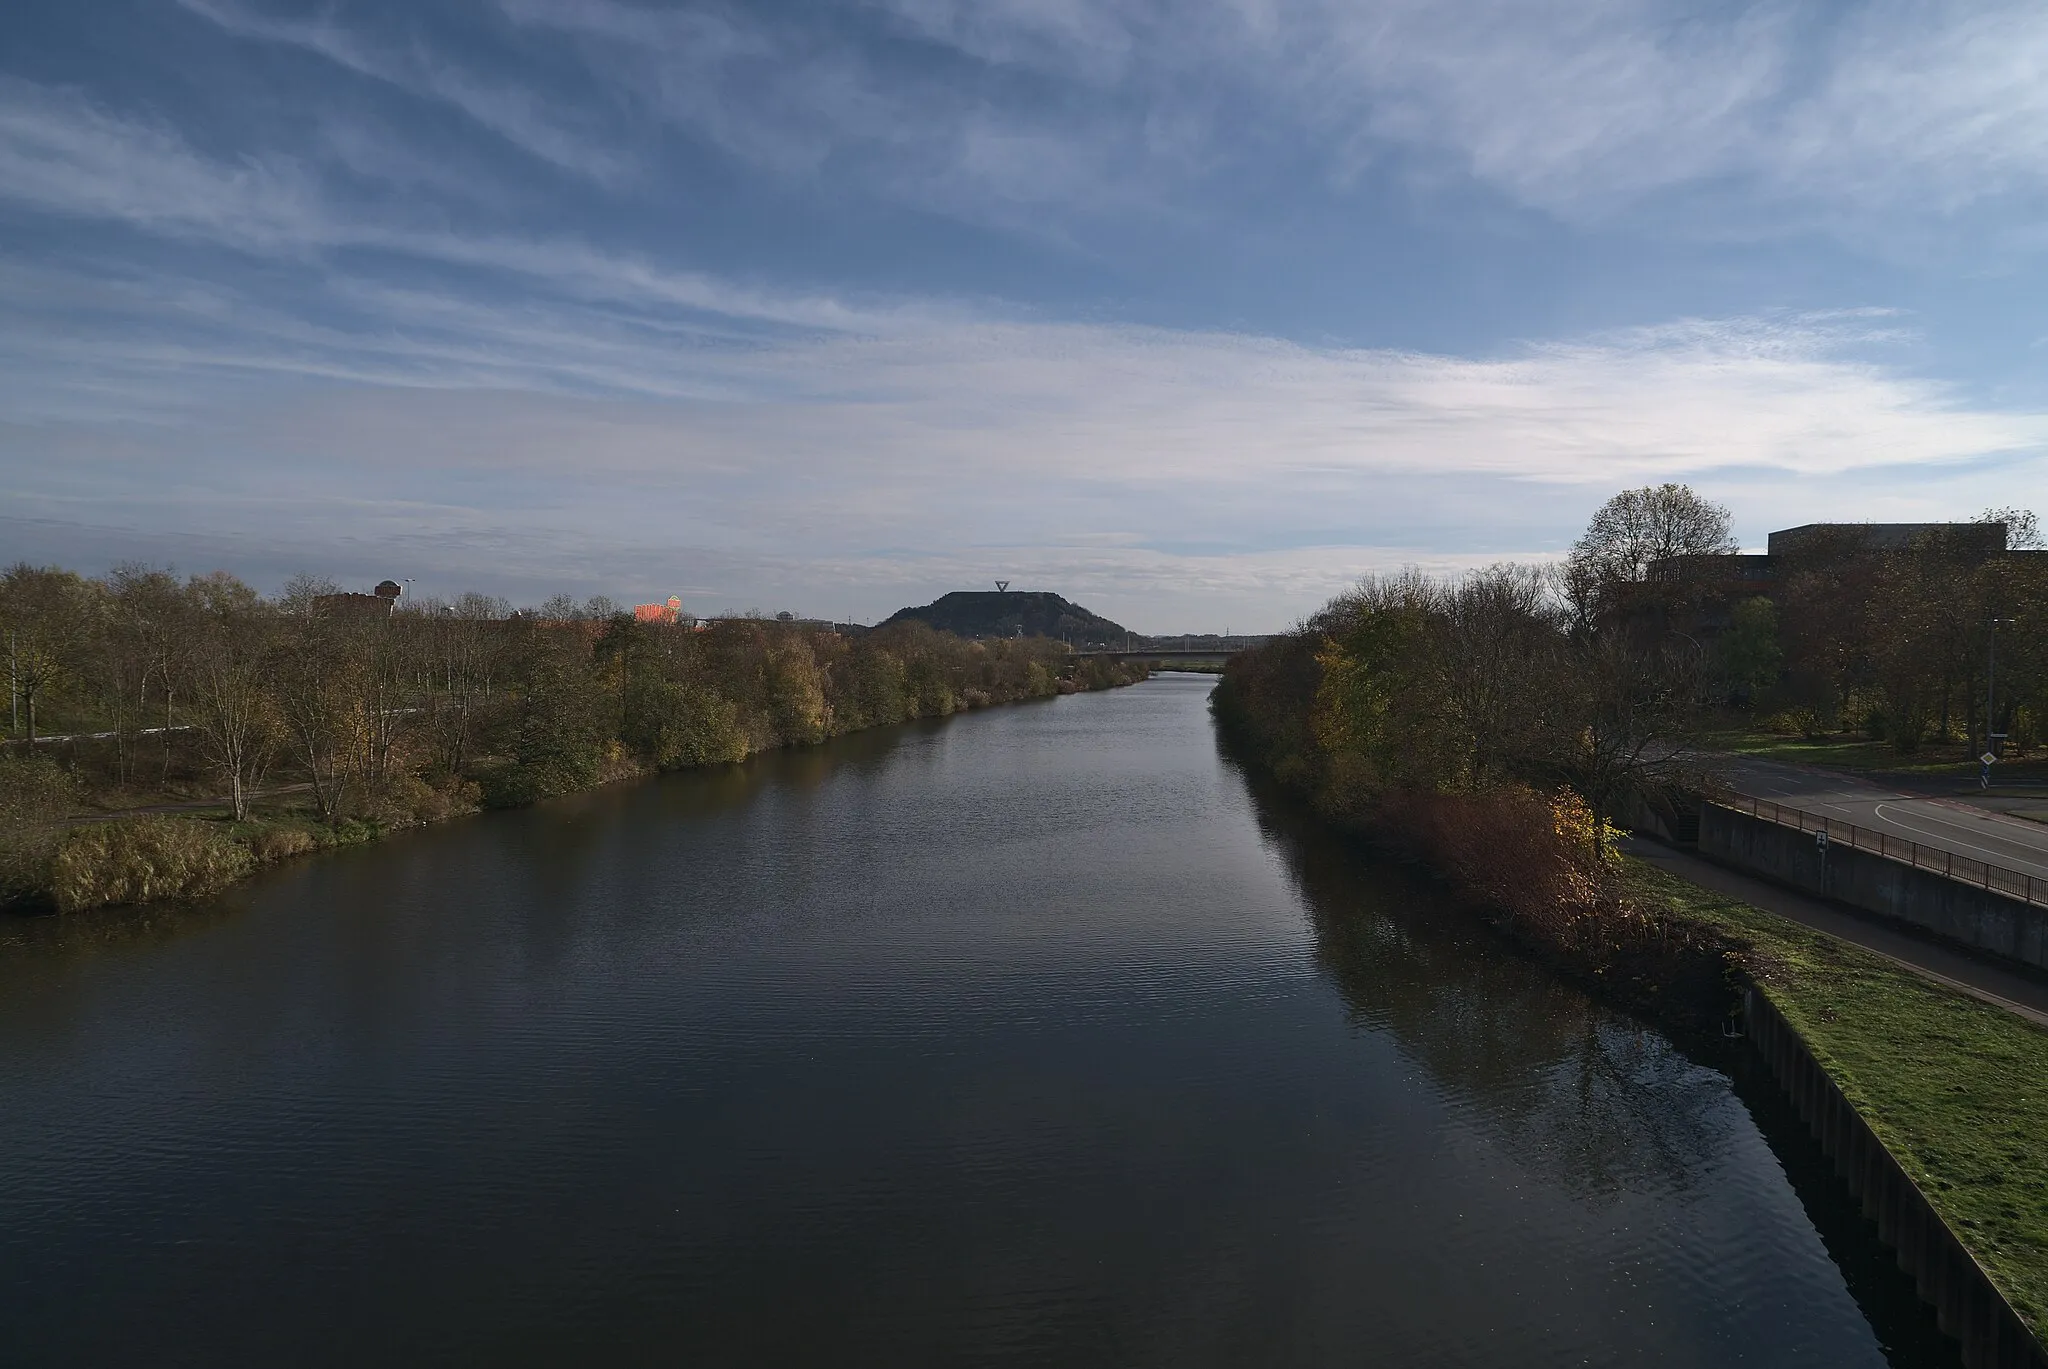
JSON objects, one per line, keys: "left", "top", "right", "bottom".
{"left": 1638, "top": 521, "right": 2025, "bottom": 641}
{"left": 1767, "top": 522, "right": 2006, "bottom": 559}
{"left": 311, "top": 580, "right": 401, "bottom": 620}
{"left": 633, "top": 596, "right": 685, "bottom": 625}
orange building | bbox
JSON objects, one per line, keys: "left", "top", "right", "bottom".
{"left": 633, "top": 595, "right": 684, "bottom": 624}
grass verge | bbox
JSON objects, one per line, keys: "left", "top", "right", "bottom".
{"left": 1627, "top": 857, "right": 2048, "bottom": 1341}
{"left": 1703, "top": 727, "right": 2048, "bottom": 785}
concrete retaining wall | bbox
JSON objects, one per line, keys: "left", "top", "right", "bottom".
{"left": 1744, "top": 986, "right": 2047, "bottom": 1368}
{"left": 1702, "top": 805, "right": 2048, "bottom": 971}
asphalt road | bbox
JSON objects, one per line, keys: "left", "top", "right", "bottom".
{"left": 1702, "top": 752, "right": 2048, "bottom": 881}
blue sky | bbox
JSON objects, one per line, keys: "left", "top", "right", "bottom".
{"left": 4, "top": 0, "right": 2046, "bottom": 630}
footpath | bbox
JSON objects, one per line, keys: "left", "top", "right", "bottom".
{"left": 1624, "top": 835, "right": 2048, "bottom": 1030}
{"left": 1623, "top": 836, "right": 2048, "bottom": 1366}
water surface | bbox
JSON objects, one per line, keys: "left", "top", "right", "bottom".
{"left": 0, "top": 676, "right": 1951, "bottom": 1365}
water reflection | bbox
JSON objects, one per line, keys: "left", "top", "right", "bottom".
{"left": 1239, "top": 766, "right": 1730, "bottom": 1199}
{"left": 1232, "top": 756, "right": 1959, "bottom": 1367}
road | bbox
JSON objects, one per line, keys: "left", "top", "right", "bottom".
{"left": 1699, "top": 751, "right": 2048, "bottom": 881}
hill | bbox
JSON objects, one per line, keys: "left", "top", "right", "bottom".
{"left": 881, "top": 591, "right": 1128, "bottom": 647}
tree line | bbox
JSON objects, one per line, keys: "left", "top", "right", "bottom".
{"left": 1719, "top": 518, "right": 2045, "bottom": 755}
{"left": 1214, "top": 486, "right": 2044, "bottom": 959}
{"left": 0, "top": 564, "right": 1145, "bottom": 910}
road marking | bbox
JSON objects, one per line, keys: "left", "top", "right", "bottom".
{"left": 1869, "top": 802, "right": 2048, "bottom": 876}
{"left": 1873, "top": 800, "right": 2048, "bottom": 850}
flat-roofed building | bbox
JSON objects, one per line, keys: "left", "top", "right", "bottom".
{"left": 633, "top": 596, "right": 684, "bottom": 624}
{"left": 1767, "top": 522, "right": 2006, "bottom": 559}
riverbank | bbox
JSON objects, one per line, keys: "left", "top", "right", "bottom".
{"left": 1230, "top": 739, "right": 2048, "bottom": 1355}
{"left": 1632, "top": 860, "right": 2048, "bottom": 1351}
{"left": 3, "top": 658, "right": 1148, "bottom": 918}
{"left": 1211, "top": 653, "right": 2048, "bottom": 1357}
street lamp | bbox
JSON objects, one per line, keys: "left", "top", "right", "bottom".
{"left": 1987, "top": 617, "right": 2016, "bottom": 766}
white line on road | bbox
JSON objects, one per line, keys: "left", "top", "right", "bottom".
{"left": 1869, "top": 802, "right": 2048, "bottom": 876}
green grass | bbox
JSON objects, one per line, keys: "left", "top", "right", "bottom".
{"left": 1704, "top": 727, "right": 2048, "bottom": 790}
{"left": 1705, "top": 728, "right": 1971, "bottom": 773}
{"left": 1628, "top": 858, "right": 2048, "bottom": 1340}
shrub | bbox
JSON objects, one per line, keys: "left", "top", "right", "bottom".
{"left": 655, "top": 689, "right": 749, "bottom": 769}
{"left": 345, "top": 772, "right": 483, "bottom": 825}
{"left": 48, "top": 817, "right": 254, "bottom": 913}
{"left": 2010, "top": 705, "right": 2038, "bottom": 759}
{"left": 1762, "top": 707, "right": 1828, "bottom": 740}
{"left": 0, "top": 753, "right": 74, "bottom": 829}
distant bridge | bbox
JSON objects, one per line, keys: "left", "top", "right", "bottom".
{"left": 1075, "top": 648, "right": 1240, "bottom": 666}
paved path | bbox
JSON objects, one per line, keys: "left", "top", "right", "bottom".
{"left": 1701, "top": 752, "right": 2048, "bottom": 881}
{"left": 1624, "top": 835, "right": 2048, "bottom": 1030}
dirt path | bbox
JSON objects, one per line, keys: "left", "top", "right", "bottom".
{"left": 63, "top": 783, "right": 315, "bottom": 825}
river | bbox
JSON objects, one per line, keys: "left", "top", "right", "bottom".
{"left": 0, "top": 675, "right": 1957, "bottom": 1366}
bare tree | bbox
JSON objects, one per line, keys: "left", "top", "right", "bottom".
{"left": 1569, "top": 484, "right": 1737, "bottom": 589}
{"left": 185, "top": 574, "right": 278, "bottom": 821}
{"left": 1979, "top": 506, "right": 2042, "bottom": 551}
{"left": 106, "top": 567, "right": 200, "bottom": 784}
{"left": 270, "top": 613, "right": 367, "bottom": 819}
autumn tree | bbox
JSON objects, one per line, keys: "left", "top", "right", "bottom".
{"left": 0, "top": 563, "right": 93, "bottom": 747}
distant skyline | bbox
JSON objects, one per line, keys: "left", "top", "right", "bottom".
{"left": 5, "top": 1, "right": 2047, "bottom": 631}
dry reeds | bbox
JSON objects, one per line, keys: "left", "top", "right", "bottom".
{"left": 48, "top": 817, "right": 253, "bottom": 913}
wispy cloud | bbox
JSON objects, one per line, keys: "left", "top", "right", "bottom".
{"left": 7, "top": 4, "right": 2048, "bottom": 626}
{"left": 493, "top": 0, "right": 1199, "bottom": 229}
{"left": 0, "top": 77, "right": 329, "bottom": 249}
{"left": 174, "top": 0, "right": 634, "bottom": 184}
{"left": 0, "top": 77, "right": 934, "bottom": 333}
{"left": 1292, "top": 0, "right": 2048, "bottom": 227}
{"left": 6, "top": 224, "right": 2043, "bottom": 626}
{"left": 490, "top": 0, "right": 2048, "bottom": 243}
{"left": 3, "top": 75, "right": 2041, "bottom": 605}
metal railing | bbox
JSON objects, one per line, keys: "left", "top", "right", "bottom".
{"left": 1712, "top": 794, "right": 2048, "bottom": 909}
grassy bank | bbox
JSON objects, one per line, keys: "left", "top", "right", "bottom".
{"left": 1630, "top": 859, "right": 2048, "bottom": 1341}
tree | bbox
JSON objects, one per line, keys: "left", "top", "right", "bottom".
{"left": 97, "top": 565, "right": 187, "bottom": 786}
{"left": 1716, "top": 597, "right": 1782, "bottom": 702}
{"left": 1569, "top": 484, "right": 1737, "bottom": 591}
{"left": 269, "top": 612, "right": 368, "bottom": 819}
{"left": 184, "top": 573, "right": 279, "bottom": 821}
{"left": 1979, "top": 506, "right": 2042, "bottom": 551}
{"left": 416, "top": 594, "right": 509, "bottom": 776}
{"left": 0, "top": 564, "right": 92, "bottom": 747}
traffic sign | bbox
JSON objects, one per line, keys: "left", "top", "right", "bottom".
{"left": 1982, "top": 752, "right": 1998, "bottom": 766}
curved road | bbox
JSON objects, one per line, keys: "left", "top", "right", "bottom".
{"left": 1704, "top": 753, "right": 2048, "bottom": 881}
